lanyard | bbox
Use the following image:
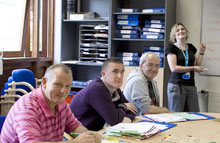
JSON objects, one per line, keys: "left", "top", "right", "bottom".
{"left": 177, "top": 42, "right": 189, "bottom": 66}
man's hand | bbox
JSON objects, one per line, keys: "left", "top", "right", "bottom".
{"left": 71, "top": 131, "right": 102, "bottom": 143}
{"left": 122, "top": 117, "right": 132, "bottom": 123}
{"left": 124, "top": 102, "right": 137, "bottom": 114}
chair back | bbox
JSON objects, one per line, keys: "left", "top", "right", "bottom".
{"left": 0, "top": 116, "right": 6, "bottom": 134}
{"left": 12, "top": 69, "right": 36, "bottom": 93}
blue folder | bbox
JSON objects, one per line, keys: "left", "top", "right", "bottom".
{"left": 138, "top": 120, "right": 177, "bottom": 132}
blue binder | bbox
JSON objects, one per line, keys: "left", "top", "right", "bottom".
{"left": 116, "top": 25, "right": 140, "bottom": 30}
{"left": 115, "top": 30, "right": 138, "bottom": 34}
{"left": 115, "top": 34, "right": 138, "bottom": 39}
{"left": 116, "top": 20, "right": 139, "bottom": 25}
{"left": 116, "top": 8, "right": 139, "bottom": 13}
{"left": 145, "top": 19, "right": 165, "bottom": 24}
{"left": 142, "top": 27, "right": 165, "bottom": 33}
{"left": 116, "top": 14, "right": 138, "bottom": 20}
{"left": 144, "top": 23, "right": 165, "bottom": 29}
{"left": 142, "top": 8, "right": 165, "bottom": 13}
{"left": 141, "top": 34, "right": 164, "bottom": 39}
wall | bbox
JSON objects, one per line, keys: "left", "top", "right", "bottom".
{"left": 176, "top": 0, "right": 220, "bottom": 93}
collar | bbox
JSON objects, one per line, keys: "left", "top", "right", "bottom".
{"left": 37, "top": 87, "right": 63, "bottom": 117}
{"left": 100, "top": 77, "right": 120, "bottom": 101}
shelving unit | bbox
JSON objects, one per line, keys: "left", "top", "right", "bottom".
{"left": 61, "top": 0, "right": 176, "bottom": 106}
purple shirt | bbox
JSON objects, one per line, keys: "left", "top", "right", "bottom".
{"left": 69, "top": 78, "right": 136, "bottom": 131}
{"left": 0, "top": 87, "right": 81, "bottom": 143}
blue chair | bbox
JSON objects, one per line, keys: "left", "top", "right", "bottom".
{"left": 0, "top": 116, "right": 6, "bottom": 134}
{"left": 0, "top": 69, "right": 40, "bottom": 115}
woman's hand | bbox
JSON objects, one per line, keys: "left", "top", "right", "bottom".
{"left": 193, "top": 66, "right": 204, "bottom": 73}
{"left": 200, "top": 42, "right": 206, "bottom": 53}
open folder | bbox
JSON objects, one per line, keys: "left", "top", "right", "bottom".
{"left": 143, "top": 112, "right": 215, "bottom": 123}
{"left": 106, "top": 121, "right": 176, "bottom": 140}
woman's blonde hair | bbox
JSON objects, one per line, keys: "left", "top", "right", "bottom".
{"left": 169, "top": 23, "right": 188, "bottom": 43}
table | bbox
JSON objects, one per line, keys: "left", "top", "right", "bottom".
{"left": 106, "top": 112, "right": 220, "bottom": 143}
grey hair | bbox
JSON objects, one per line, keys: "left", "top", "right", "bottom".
{"left": 139, "top": 52, "right": 160, "bottom": 66}
{"left": 44, "top": 64, "right": 72, "bottom": 80}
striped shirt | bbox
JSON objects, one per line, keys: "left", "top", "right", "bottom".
{"left": 0, "top": 87, "right": 82, "bottom": 143}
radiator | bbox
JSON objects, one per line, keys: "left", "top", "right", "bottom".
{"left": 208, "top": 91, "right": 220, "bottom": 113}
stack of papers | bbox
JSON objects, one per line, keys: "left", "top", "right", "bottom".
{"left": 144, "top": 112, "right": 211, "bottom": 123}
{"left": 106, "top": 122, "right": 160, "bottom": 140}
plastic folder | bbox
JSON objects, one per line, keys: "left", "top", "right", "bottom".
{"left": 138, "top": 120, "right": 177, "bottom": 132}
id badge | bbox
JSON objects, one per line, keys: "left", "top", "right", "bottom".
{"left": 182, "top": 72, "right": 190, "bottom": 80}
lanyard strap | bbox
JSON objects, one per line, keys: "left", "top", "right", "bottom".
{"left": 177, "top": 42, "right": 189, "bottom": 66}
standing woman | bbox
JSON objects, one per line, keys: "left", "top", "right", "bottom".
{"left": 165, "top": 23, "right": 206, "bottom": 112}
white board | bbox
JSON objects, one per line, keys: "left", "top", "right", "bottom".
{"left": 200, "top": 0, "right": 220, "bottom": 76}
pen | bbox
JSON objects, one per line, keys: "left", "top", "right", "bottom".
{"left": 70, "top": 132, "right": 96, "bottom": 137}
{"left": 70, "top": 132, "right": 81, "bottom": 136}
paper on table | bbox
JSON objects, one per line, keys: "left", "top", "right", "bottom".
{"left": 144, "top": 113, "right": 186, "bottom": 123}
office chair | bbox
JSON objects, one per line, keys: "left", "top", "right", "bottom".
{"left": 0, "top": 69, "right": 40, "bottom": 115}
{"left": 0, "top": 116, "right": 6, "bottom": 134}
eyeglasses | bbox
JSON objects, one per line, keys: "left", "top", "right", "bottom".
{"left": 53, "top": 82, "right": 72, "bottom": 89}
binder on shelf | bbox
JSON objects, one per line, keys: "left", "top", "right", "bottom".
{"left": 115, "top": 30, "right": 138, "bottom": 34}
{"left": 66, "top": 0, "right": 77, "bottom": 19}
{"left": 116, "top": 25, "right": 140, "bottom": 30}
{"left": 116, "top": 8, "right": 139, "bottom": 13}
{"left": 116, "top": 14, "right": 138, "bottom": 20}
{"left": 144, "top": 24, "right": 165, "bottom": 29}
{"left": 142, "top": 8, "right": 165, "bottom": 13}
{"left": 123, "top": 61, "right": 139, "bottom": 66}
{"left": 144, "top": 46, "right": 164, "bottom": 52}
{"left": 69, "top": 12, "right": 95, "bottom": 20}
{"left": 140, "top": 34, "right": 164, "bottom": 39}
{"left": 122, "top": 56, "right": 139, "bottom": 61}
{"left": 117, "top": 52, "right": 140, "bottom": 57}
{"left": 145, "top": 19, "right": 165, "bottom": 24}
{"left": 141, "top": 31, "right": 160, "bottom": 35}
{"left": 116, "top": 20, "right": 139, "bottom": 26}
{"left": 142, "top": 27, "right": 165, "bottom": 33}
{"left": 115, "top": 34, "right": 138, "bottom": 39}
{"left": 72, "top": 80, "right": 88, "bottom": 88}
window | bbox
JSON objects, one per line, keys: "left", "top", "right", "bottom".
{"left": 0, "top": 0, "right": 54, "bottom": 58}
{"left": 0, "top": 0, "right": 26, "bottom": 52}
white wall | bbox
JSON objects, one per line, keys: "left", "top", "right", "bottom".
{"left": 176, "top": 0, "right": 220, "bottom": 93}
